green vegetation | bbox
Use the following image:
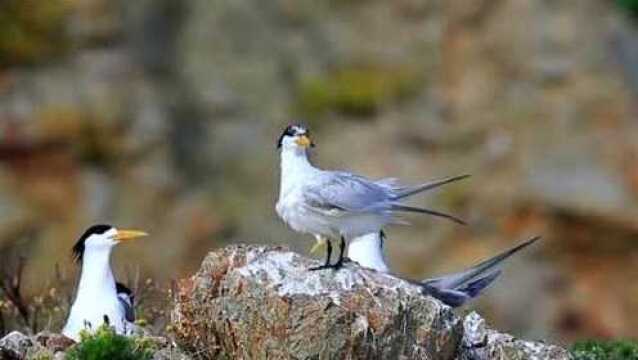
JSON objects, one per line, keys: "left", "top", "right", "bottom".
{"left": 0, "top": 0, "right": 71, "bottom": 67}
{"left": 571, "top": 339, "right": 638, "bottom": 360}
{"left": 297, "top": 64, "right": 424, "bottom": 118}
{"left": 66, "top": 325, "right": 155, "bottom": 360}
{"left": 616, "top": 0, "right": 638, "bottom": 18}
{"left": 28, "top": 350, "right": 54, "bottom": 360}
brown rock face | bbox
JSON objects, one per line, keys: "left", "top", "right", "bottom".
{"left": 172, "top": 245, "right": 461, "bottom": 359}
{"left": 171, "top": 245, "right": 569, "bottom": 360}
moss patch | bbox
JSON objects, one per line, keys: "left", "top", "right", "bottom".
{"left": 616, "top": 0, "right": 638, "bottom": 18}
{"left": 297, "top": 64, "right": 425, "bottom": 118}
{"left": 571, "top": 339, "right": 638, "bottom": 360}
{"left": 66, "top": 325, "right": 156, "bottom": 360}
{"left": 0, "top": 0, "right": 72, "bottom": 67}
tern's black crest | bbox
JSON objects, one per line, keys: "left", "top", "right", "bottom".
{"left": 276, "top": 124, "right": 308, "bottom": 149}
{"left": 72, "top": 224, "right": 113, "bottom": 263}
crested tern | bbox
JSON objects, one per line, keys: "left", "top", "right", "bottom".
{"left": 63, "top": 224, "right": 147, "bottom": 341}
{"left": 347, "top": 231, "right": 540, "bottom": 307}
{"left": 276, "top": 124, "right": 468, "bottom": 271}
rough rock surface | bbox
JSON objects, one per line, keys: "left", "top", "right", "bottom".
{"left": 459, "top": 313, "right": 571, "bottom": 360}
{"left": 0, "top": 332, "right": 37, "bottom": 359}
{"left": 0, "top": 331, "right": 73, "bottom": 360}
{"left": 172, "top": 245, "right": 571, "bottom": 360}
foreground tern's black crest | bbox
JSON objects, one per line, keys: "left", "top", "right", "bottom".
{"left": 72, "top": 224, "right": 114, "bottom": 263}
{"left": 276, "top": 124, "right": 309, "bottom": 149}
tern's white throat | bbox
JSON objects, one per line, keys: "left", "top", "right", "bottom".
{"left": 279, "top": 145, "right": 315, "bottom": 196}
{"left": 75, "top": 245, "right": 117, "bottom": 305}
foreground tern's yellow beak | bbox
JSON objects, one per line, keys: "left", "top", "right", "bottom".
{"left": 310, "top": 238, "right": 327, "bottom": 254}
{"left": 116, "top": 229, "right": 148, "bottom": 242}
{"left": 295, "top": 135, "right": 313, "bottom": 148}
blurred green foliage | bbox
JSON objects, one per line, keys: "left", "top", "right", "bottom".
{"left": 571, "top": 340, "right": 638, "bottom": 360}
{"left": 29, "top": 351, "right": 54, "bottom": 360}
{"left": 0, "top": 0, "right": 71, "bottom": 67}
{"left": 66, "top": 325, "right": 155, "bottom": 360}
{"left": 297, "top": 65, "right": 424, "bottom": 118}
{"left": 616, "top": 0, "right": 638, "bottom": 18}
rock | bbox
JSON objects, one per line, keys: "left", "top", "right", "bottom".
{"left": 152, "top": 347, "right": 191, "bottom": 360}
{"left": 34, "top": 331, "right": 76, "bottom": 352}
{"left": 171, "top": 245, "right": 568, "bottom": 360}
{"left": 0, "top": 332, "right": 34, "bottom": 359}
{"left": 458, "top": 312, "right": 571, "bottom": 360}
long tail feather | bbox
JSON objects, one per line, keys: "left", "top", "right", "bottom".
{"left": 390, "top": 204, "right": 467, "bottom": 225}
{"left": 420, "top": 236, "right": 540, "bottom": 306}
{"left": 391, "top": 174, "right": 471, "bottom": 200}
{"left": 422, "top": 270, "right": 502, "bottom": 307}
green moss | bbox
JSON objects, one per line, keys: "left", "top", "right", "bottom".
{"left": 66, "top": 324, "right": 155, "bottom": 360}
{"left": 616, "top": 0, "right": 638, "bottom": 18}
{"left": 0, "top": 0, "right": 71, "bottom": 67}
{"left": 27, "top": 349, "right": 55, "bottom": 360}
{"left": 297, "top": 64, "right": 424, "bottom": 118}
{"left": 571, "top": 339, "right": 638, "bottom": 360}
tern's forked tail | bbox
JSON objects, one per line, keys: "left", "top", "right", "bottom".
{"left": 388, "top": 174, "right": 470, "bottom": 225}
{"left": 390, "top": 204, "right": 467, "bottom": 225}
{"left": 390, "top": 174, "right": 470, "bottom": 200}
{"left": 418, "top": 236, "right": 540, "bottom": 307}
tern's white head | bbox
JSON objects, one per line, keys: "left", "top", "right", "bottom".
{"left": 72, "top": 225, "right": 148, "bottom": 263}
{"left": 277, "top": 124, "right": 315, "bottom": 152}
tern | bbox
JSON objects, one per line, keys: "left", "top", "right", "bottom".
{"left": 347, "top": 231, "right": 540, "bottom": 307}
{"left": 276, "top": 124, "right": 469, "bottom": 271}
{"left": 62, "top": 224, "right": 147, "bottom": 341}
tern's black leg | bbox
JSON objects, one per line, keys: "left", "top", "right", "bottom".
{"left": 332, "top": 236, "right": 347, "bottom": 269}
{"left": 309, "top": 239, "right": 333, "bottom": 271}
{"left": 311, "top": 236, "right": 348, "bottom": 271}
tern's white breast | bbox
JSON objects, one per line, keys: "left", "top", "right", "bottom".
{"left": 63, "top": 285, "right": 132, "bottom": 341}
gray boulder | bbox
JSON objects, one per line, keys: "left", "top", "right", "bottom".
{"left": 171, "top": 245, "right": 570, "bottom": 360}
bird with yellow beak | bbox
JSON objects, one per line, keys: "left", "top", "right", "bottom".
{"left": 63, "top": 224, "right": 148, "bottom": 341}
{"left": 276, "top": 124, "right": 468, "bottom": 271}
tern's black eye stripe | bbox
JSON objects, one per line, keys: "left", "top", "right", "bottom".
{"left": 277, "top": 125, "right": 298, "bottom": 148}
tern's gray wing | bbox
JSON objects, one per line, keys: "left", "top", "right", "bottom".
{"left": 303, "top": 172, "right": 392, "bottom": 213}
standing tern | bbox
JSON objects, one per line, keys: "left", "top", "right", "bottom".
{"left": 347, "top": 232, "right": 540, "bottom": 307}
{"left": 63, "top": 224, "right": 148, "bottom": 341}
{"left": 276, "top": 124, "right": 468, "bottom": 271}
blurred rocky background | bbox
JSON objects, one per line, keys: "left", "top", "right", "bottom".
{"left": 0, "top": 0, "right": 637, "bottom": 346}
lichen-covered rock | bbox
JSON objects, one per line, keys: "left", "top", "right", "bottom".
{"left": 0, "top": 331, "right": 77, "bottom": 359}
{"left": 458, "top": 312, "right": 571, "bottom": 360}
{"left": 34, "top": 331, "right": 75, "bottom": 353}
{"left": 0, "top": 332, "right": 36, "bottom": 359}
{"left": 172, "top": 245, "right": 571, "bottom": 360}
{"left": 172, "top": 245, "right": 461, "bottom": 359}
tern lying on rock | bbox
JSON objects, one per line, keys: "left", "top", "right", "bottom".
{"left": 343, "top": 231, "right": 540, "bottom": 307}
